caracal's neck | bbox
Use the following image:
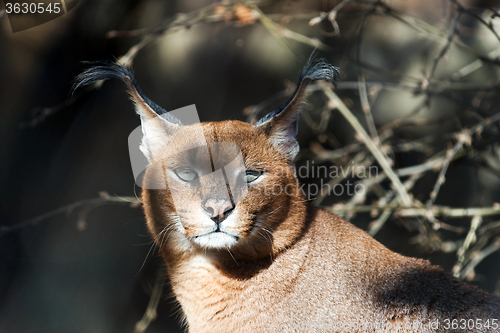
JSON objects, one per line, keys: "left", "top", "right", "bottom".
{"left": 166, "top": 206, "right": 315, "bottom": 332}
{"left": 157, "top": 195, "right": 312, "bottom": 331}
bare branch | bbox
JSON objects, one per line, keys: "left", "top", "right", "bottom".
{"left": 453, "top": 215, "right": 482, "bottom": 278}
{"left": 0, "top": 194, "right": 141, "bottom": 237}
{"left": 426, "top": 135, "right": 468, "bottom": 208}
{"left": 368, "top": 174, "right": 422, "bottom": 236}
{"left": 329, "top": 203, "right": 500, "bottom": 218}
{"left": 449, "top": 0, "right": 500, "bottom": 42}
{"left": 459, "top": 238, "right": 500, "bottom": 280}
{"left": 133, "top": 268, "right": 166, "bottom": 333}
{"left": 427, "top": 12, "right": 462, "bottom": 82}
{"left": 309, "top": 0, "right": 354, "bottom": 36}
{"left": 321, "top": 83, "right": 413, "bottom": 207}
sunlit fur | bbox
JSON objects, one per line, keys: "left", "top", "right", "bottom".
{"left": 142, "top": 121, "right": 306, "bottom": 262}
{"left": 74, "top": 58, "right": 499, "bottom": 333}
{"left": 142, "top": 119, "right": 500, "bottom": 333}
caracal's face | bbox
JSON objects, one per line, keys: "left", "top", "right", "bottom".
{"left": 143, "top": 121, "right": 297, "bottom": 251}
{"left": 73, "top": 57, "right": 335, "bottom": 256}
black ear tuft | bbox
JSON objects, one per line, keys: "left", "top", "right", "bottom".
{"left": 299, "top": 55, "right": 339, "bottom": 85}
{"left": 73, "top": 61, "right": 181, "bottom": 125}
{"left": 256, "top": 54, "right": 339, "bottom": 126}
{"left": 255, "top": 54, "right": 338, "bottom": 160}
{"left": 72, "top": 61, "right": 132, "bottom": 93}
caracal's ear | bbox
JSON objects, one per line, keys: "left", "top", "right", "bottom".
{"left": 73, "top": 61, "right": 182, "bottom": 161}
{"left": 256, "top": 55, "right": 339, "bottom": 161}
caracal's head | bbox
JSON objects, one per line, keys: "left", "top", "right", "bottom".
{"left": 74, "top": 57, "right": 338, "bottom": 260}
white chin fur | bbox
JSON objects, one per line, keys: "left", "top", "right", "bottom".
{"left": 193, "top": 232, "right": 238, "bottom": 249}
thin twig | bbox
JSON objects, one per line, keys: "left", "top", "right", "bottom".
{"left": 309, "top": 0, "right": 354, "bottom": 36}
{"left": 27, "top": 2, "right": 235, "bottom": 127}
{"left": 427, "top": 12, "right": 462, "bottom": 82}
{"left": 368, "top": 202, "right": 394, "bottom": 236}
{"left": 395, "top": 156, "right": 444, "bottom": 177}
{"left": 449, "top": 0, "right": 500, "bottom": 42}
{"left": 479, "top": 219, "right": 500, "bottom": 234}
{"left": 251, "top": 2, "right": 428, "bottom": 82}
{"left": 459, "top": 238, "right": 500, "bottom": 280}
{"left": 451, "top": 46, "right": 500, "bottom": 80}
{"left": 133, "top": 268, "right": 165, "bottom": 333}
{"left": 355, "top": 1, "right": 380, "bottom": 142}
{"left": 373, "top": 0, "right": 499, "bottom": 63}
{"left": 368, "top": 174, "right": 422, "bottom": 236}
{"left": 117, "top": 2, "right": 226, "bottom": 67}
{"left": 453, "top": 215, "right": 482, "bottom": 278}
{"left": 321, "top": 83, "right": 413, "bottom": 207}
{"left": 358, "top": 73, "right": 379, "bottom": 141}
{"left": 425, "top": 110, "right": 500, "bottom": 208}
{"left": 20, "top": 87, "right": 96, "bottom": 128}
{"left": 426, "top": 137, "right": 467, "bottom": 208}
{"left": 0, "top": 194, "right": 141, "bottom": 237}
{"left": 397, "top": 206, "right": 500, "bottom": 218}
{"left": 329, "top": 203, "right": 500, "bottom": 218}
{"left": 245, "top": 2, "right": 298, "bottom": 57}
{"left": 313, "top": 151, "right": 371, "bottom": 206}
{"left": 342, "top": 161, "right": 382, "bottom": 210}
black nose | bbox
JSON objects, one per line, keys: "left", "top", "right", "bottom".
{"left": 202, "top": 198, "right": 234, "bottom": 223}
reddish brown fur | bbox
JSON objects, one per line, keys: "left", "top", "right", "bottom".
{"left": 142, "top": 120, "right": 500, "bottom": 333}
{"left": 74, "top": 60, "right": 499, "bottom": 332}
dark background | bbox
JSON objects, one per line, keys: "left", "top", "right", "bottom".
{"left": 1, "top": 0, "right": 500, "bottom": 332}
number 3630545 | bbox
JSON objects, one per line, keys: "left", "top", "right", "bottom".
{"left": 5, "top": 2, "right": 61, "bottom": 14}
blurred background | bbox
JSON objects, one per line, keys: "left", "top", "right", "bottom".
{"left": 1, "top": 0, "right": 500, "bottom": 332}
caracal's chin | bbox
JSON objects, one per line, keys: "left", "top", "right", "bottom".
{"left": 193, "top": 231, "right": 239, "bottom": 249}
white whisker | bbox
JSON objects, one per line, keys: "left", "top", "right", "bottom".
{"left": 227, "top": 248, "right": 238, "bottom": 265}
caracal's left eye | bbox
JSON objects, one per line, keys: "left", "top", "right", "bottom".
{"left": 174, "top": 168, "right": 198, "bottom": 182}
{"left": 245, "top": 170, "right": 262, "bottom": 183}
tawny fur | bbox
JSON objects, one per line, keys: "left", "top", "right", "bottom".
{"left": 142, "top": 120, "right": 500, "bottom": 333}
{"left": 74, "top": 59, "right": 499, "bottom": 333}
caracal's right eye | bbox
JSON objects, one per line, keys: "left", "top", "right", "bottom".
{"left": 174, "top": 168, "right": 198, "bottom": 182}
{"left": 245, "top": 170, "right": 262, "bottom": 183}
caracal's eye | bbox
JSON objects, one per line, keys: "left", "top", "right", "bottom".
{"left": 245, "top": 170, "right": 262, "bottom": 183}
{"left": 174, "top": 168, "right": 198, "bottom": 182}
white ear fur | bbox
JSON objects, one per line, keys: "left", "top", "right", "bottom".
{"left": 272, "top": 132, "right": 300, "bottom": 161}
{"left": 260, "top": 116, "right": 300, "bottom": 161}
{"left": 130, "top": 91, "right": 179, "bottom": 162}
{"left": 256, "top": 82, "right": 309, "bottom": 161}
{"left": 138, "top": 113, "right": 179, "bottom": 162}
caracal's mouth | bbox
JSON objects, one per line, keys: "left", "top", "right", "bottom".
{"left": 193, "top": 230, "right": 239, "bottom": 249}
